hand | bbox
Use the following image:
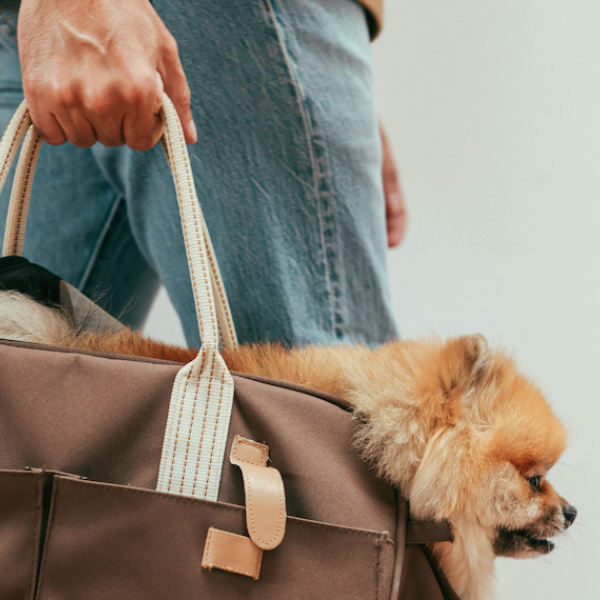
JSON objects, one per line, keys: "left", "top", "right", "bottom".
{"left": 380, "top": 124, "right": 407, "bottom": 248}
{"left": 18, "top": 0, "right": 196, "bottom": 150}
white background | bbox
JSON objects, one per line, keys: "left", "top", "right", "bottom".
{"left": 145, "top": 1, "right": 600, "bottom": 597}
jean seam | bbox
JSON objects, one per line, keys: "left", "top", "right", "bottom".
{"left": 77, "top": 193, "right": 123, "bottom": 292}
{"left": 302, "top": 108, "right": 345, "bottom": 339}
{"left": 261, "top": 0, "right": 346, "bottom": 339}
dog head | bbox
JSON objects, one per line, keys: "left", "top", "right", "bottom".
{"left": 357, "top": 335, "right": 576, "bottom": 598}
{"left": 407, "top": 335, "right": 575, "bottom": 555}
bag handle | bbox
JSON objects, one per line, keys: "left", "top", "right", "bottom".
{"left": 0, "top": 97, "right": 238, "bottom": 350}
{"left": 0, "top": 96, "right": 239, "bottom": 500}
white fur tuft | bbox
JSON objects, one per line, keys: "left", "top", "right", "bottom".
{"left": 0, "top": 290, "right": 74, "bottom": 345}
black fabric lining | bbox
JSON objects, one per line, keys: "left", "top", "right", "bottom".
{"left": 0, "top": 256, "right": 61, "bottom": 306}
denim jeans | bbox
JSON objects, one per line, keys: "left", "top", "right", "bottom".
{"left": 0, "top": 0, "right": 398, "bottom": 347}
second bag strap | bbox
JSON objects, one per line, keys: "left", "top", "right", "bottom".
{"left": 0, "top": 98, "right": 238, "bottom": 350}
{"left": 0, "top": 96, "right": 239, "bottom": 501}
{"left": 159, "top": 117, "right": 237, "bottom": 350}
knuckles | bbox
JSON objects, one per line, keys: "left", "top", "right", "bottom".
{"left": 161, "top": 35, "right": 179, "bottom": 60}
{"left": 127, "top": 122, "right": 164, "bottom": 152}
{"left": 25, "top": 65, "right": 166, "bottom": 150}
{"left": 177, "top": 84, "right": 192, "bottom": 109}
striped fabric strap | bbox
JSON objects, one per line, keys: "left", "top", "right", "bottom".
{"left": 156, "top": 96, "right": 235, "bottom": 499}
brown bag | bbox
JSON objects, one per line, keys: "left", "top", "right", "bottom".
{"left": 0, "top": 98, "right": 459, "bottom": 600}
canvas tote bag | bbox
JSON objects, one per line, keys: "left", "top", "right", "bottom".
{"left": 0, "top": 97, "right": 459, "bottom": 600}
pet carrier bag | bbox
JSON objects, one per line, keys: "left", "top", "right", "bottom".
{"left": 0, "top": 97, "right": 458, "bottom": 600}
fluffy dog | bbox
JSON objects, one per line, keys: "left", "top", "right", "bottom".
{"left": 0, "top": 290, "right": 576, "bottom": 600}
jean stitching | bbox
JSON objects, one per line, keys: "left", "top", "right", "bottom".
{"left": 302, "top": 110, "right": 345, "bottom": 338}
{"left": 260, "top": 0, "right": 345, "bottom": 339}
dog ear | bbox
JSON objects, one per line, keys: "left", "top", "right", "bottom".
{"left": 459, "top": 333, "right": 491, "bottom": 387}
{"left": 440, "top": 334, "right": 491, "bottom": 398}
{"left": 421, "top": 335, "right": 492, "bottom": 428}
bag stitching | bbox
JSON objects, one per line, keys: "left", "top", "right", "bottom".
{"left": 204, "top": 528, "right": 262, "bottom": 578}
{"left": 160, "top": 138, "right": 235, "bottom": 348}
{"left": 202, "top": 365, "right": 226, "bottom": 497}
{"left": 242, "top": 469, "right": 282, "bottom": 547}
{"left": 164, "top": 114, "right": 205, "bottom": 343}
{"left": 206, "top": 242, "right": 236, "bottom": 344}
{"left": 0, "top": 110, "right": 28, "bottom": 184}
{"left": 181, "top": 358, "right": 210, "bottom": 495}
{"left": 231, "top": 438, "right": 285, "bottom": 547}
{"left": 12, "top": 130, "right": 41, "bottom": 255}
{"left": 189, "top": 352, "right": 215, "bottom": 496}
{"left": 167, "top": 368, "right": 193, "bottom": 492}
{"left": 163, "top": 100, "right": 227, "bottom": 499}
{"left": 162, "top": 118, "right": 199, "bottom": 493}
{"left": 231, "top": 437, "right": 269, "bottom": 465}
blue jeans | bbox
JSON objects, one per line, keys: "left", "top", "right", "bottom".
{"left": 0, "top": 0, "right": 398, "bottom": 347}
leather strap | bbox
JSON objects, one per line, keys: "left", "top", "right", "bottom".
{"left": 230, "top": 436, "right": 286, "bottom": 551}
{"left": 406, "top": 519, "right": 454, "bottom": 544}
{"left": 202, "top": 437, "right": 287, "bottom": 580}
{"left": 202, "top": 527, "right": 263, "bottom": 580}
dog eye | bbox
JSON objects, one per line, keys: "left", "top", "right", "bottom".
{"left": 526, "top": 475, "right": 541, "bottom": 491}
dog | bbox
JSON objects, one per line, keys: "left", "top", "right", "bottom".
{"left": 0, "top": 290, "right": 576, "bottom": 600}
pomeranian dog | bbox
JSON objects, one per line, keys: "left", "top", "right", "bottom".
{"left": 0, "top": 290, "right": 576, "bottom": 600}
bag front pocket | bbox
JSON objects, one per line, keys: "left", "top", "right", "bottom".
{"left": 36, "top": 476, "right": 395, "bottom": 600}
{"left": 0, "top": 468, "right": 46, "bottom": 600}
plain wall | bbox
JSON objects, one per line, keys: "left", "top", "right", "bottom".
{"left": 145, "top": 1, "right": 600, "bottom": 597}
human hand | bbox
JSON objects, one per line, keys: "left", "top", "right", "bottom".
{"left": 18, "top": 0, "right": 196, "bottom": 150}
{"left": 380, "top": 124, "right": 407, "bottom": 248}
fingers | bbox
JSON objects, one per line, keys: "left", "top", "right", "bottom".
{"left": 120, "top": 72, "right": 165, "bottom": 151}
{"left": 53, "top": 105, "right": 99, "bottom": 149}
{"left": 79, "top": 87, "right": 125, "bottom": 147}
{"left": 386, "top": 202, "right": 407, "bottom": 248}
{"left": 26, "top": 74, "right": 165, "bottom": 151}
{"left": 122, "top": 110, "right": 164, "bottom": 153}
{"left": 28, "top": 69, "right": 187, "bottom": 151}
{"left": 158, "top": 35, "right": 197, "bottom": 145}
{"left": 380, "top": 123, "right": 408, "bottom": 248}
{"left": 25, "top": 100, "right": 67, "bottom": 146}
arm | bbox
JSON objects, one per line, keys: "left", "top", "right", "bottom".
{"left": 380, "top": 123, "right": 407, "bottom": 248}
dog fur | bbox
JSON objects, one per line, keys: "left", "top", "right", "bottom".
{"left": 0, "top": 291, "right": 575, "bottom": 600}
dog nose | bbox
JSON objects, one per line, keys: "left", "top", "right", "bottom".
{"left": 563, "top": 504, "right": 577, "bottom": 527}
